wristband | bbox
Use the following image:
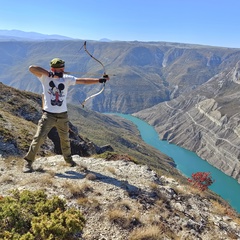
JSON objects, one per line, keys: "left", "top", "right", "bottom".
{"left": 99, "top": 78, "right": 107, "bottom": 83}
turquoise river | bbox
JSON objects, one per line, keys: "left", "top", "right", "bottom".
{"left": 114, "top": 113, "right": 240, "bottom": 213}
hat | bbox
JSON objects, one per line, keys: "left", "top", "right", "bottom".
{"left": 50, "top": 58, "right": 65, "bottom": 68}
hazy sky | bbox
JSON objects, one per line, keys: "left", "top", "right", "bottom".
{"left": 1, "top": 0, "right": 240, "bottom": 48}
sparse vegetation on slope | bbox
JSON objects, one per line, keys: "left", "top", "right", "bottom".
{"left": 0, "top": 155, "right": 239, "bottom": 239}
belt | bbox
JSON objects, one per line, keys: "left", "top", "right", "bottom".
{"left": 42, "top": 110, "right": 67, "bottom": 114}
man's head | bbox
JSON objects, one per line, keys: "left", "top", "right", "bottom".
{"left": 50, "top": 58, "right": 65, "bottom": 78}
{"left": 50, "top": 58, "right": 65, "bottom": 69}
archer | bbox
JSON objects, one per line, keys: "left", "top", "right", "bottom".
{"left": 23, "top": 57, "right": 109, "bottom": 173}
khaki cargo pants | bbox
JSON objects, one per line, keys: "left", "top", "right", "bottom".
{"left": 24, "top": 111, "right": 72, "bottom": 162}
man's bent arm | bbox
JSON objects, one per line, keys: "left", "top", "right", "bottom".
{"left": 29, "top": 65, "right": 49, "bottom": 78}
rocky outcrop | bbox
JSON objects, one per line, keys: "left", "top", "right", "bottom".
{"left": 232, "top": 60, "right": 240, "bottom": 84}
{"left": 0, "top": 83, "right": 112, "bottom": 158}
{"left": 0, "top": 155, "right": 239, "bottom": 239}
{"left": 48, "top": 122, "right": 113, "bottom": 157}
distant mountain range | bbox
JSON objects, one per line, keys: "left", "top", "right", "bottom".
{"left": 0, "top": 29, "right": 112, "bottom": 42}
{"left": 0, "top": 29, "right": 76, "bottom": 41}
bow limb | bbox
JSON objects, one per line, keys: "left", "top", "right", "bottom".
{"left": 84, "top": 41, "right": 106, "bottom": 76}
{"left": 81, "top": 41, "right": 107, "bottom": 107}
{"left": 81, "top": 82, "right": 105, "bottom": 107}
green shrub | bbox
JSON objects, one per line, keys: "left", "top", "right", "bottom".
{"left": 0, "top": 190, "right": 85, "bottom": 239}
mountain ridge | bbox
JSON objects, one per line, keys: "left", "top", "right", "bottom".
{"left": 1, "top": 40, "right": 240, "bottom": 113}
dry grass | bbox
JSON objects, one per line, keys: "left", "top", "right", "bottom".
{"left": 0, "top": 174, "right": 15, "bottom": 184}
{"left": 19, "top": 172, "right": 54, "bottom": 187}
{"left": 108, "top": 208, "right": 141, "bottom": 230}
{"left": 85, "top": 173, "right": 97, "bottom": 181}
{"left": 2, "top": 156, "right": 21, "bottom": 169}
{"left": 45, "top": 169, "right": 56, "bottom": 177}
{"left": 148, "top": 181, "right": 159, "bottom": 191}
{"left": 210, "top": 199, "right": 239, "bottom": 219}
{"left": 76, "top": 196, "right": 89, "bottom": 206}
{"left": 148, "top": 182, "right": 168, "bottom": 200}
{"left": 174, "top": 183, "right": 208, "bottom": 199}
{"left": 61, "top": 180, "right": 93, "bottom": 199}
{"left": 77, "top": 196, "right": 101, "bottom": 211}
{"left": 128, "top": 225, "right": 177, "bottom": 240}
{"left": 105, "top": 166, "right": 117, "bottom": 175}
{"left": 116, "top": 199, "right": 133, "bottom": 211}
{"left": 75, "top": 163, "right": 88, "bottom": 173}
{"left": 108, "top": 209, "right": 127, "bottom": 225}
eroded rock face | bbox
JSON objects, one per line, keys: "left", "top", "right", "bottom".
{"left": 232, "top": 60, "right": 240, "bottom": 84}
{"left": 134, "top": 62, "right": 240, "bottom": 182}
{"left": 135, "top": 99, "right": 240, "bottom": 182}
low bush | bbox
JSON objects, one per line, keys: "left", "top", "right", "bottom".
{"left": 188, "top": 172, "right": 214, "bottom": 191}
{"left": 0, "top": 189, "right": 85, "bottom": 239}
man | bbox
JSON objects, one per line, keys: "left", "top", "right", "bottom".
{"left": 23, "top": 58, "right": 109, "bottom": 173}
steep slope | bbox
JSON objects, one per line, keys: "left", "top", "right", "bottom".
{"left": 0, "top": 83, "right": 44, "bottom": 156}
{"left": 0, "top": 83, "right": 175, "bottom": 176}
{"left": 134, "top": 60, "right": 240, "bottom": 182}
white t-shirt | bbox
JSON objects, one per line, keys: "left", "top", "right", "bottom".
{"left": 39, "top": 74, "right": 76, "bottom": 113}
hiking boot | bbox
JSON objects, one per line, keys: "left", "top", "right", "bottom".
{"left": 22, "top": 159, "right": 33, "bottom": 173}
{"left": 65, "top": 160, "right": 77, "bottom": 167}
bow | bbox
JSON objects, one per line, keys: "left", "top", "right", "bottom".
{"left": 81, "top": 41, "right": 108, "bottom": 107}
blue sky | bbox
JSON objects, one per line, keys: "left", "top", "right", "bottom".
{"left": 1, "top": 0, "right": 240, "bottom": 48}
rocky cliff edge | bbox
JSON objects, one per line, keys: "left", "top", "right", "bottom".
{"left": 0, "top": 155, "right": 239, "bottom": 239}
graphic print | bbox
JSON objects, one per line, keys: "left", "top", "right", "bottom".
{"left": 48, "top": 81, "right": 65, "bottom": 106}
